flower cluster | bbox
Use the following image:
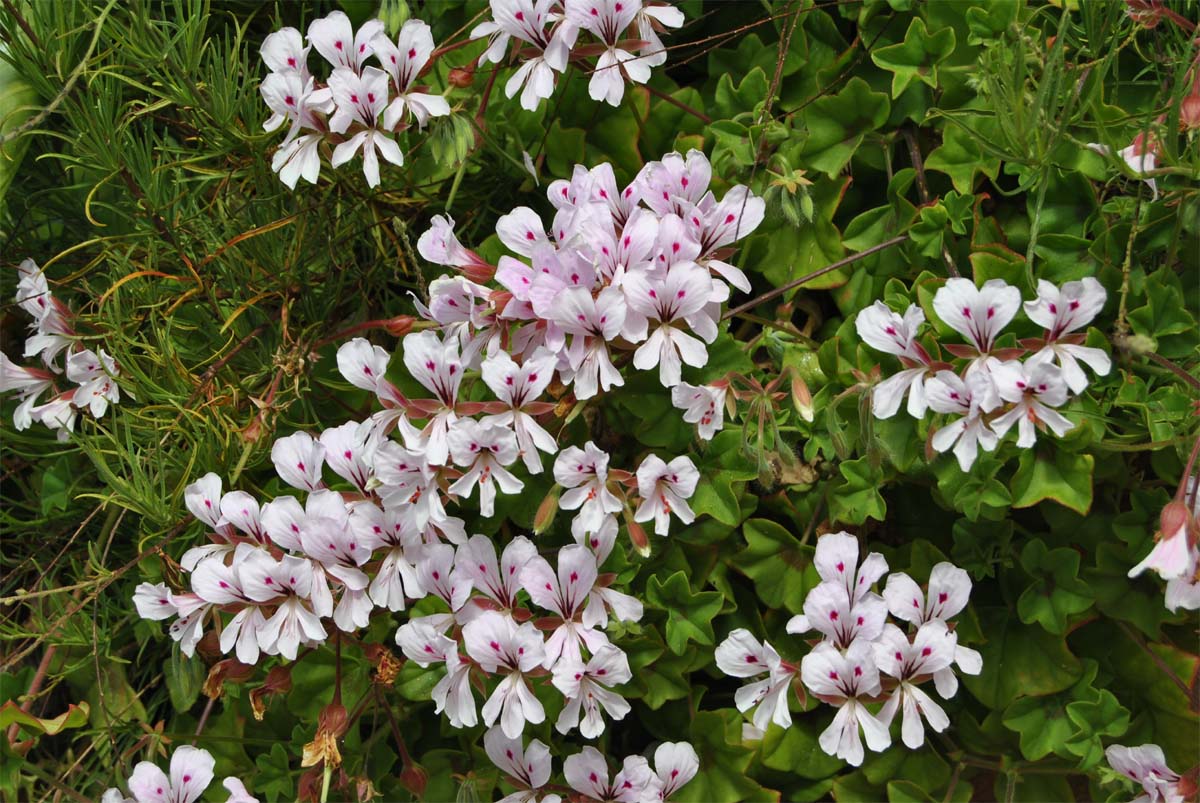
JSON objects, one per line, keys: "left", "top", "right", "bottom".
{"left": 0, "top": 259, "right": 126, "bottom": 437}
{"left": 485, "top": 728, "right": 697, "bottom": 803}
{"left": 132, "top": 151, "right": 764, "bottom": 783}
{"left": 259, "top": 11, "right": 451, "bottom": 188}
{"left": 716, "top": 532, "right": 981, "bottom": 767}
{"left": 100, "top": 745, "right": 256, "bottom": 803}
{"left": 1104, "top": 743, "right": 1187, "bottom": 803}
{"left": 1128, "top": 476, "right": 1200, "bottom": 614}
{"left": 420, "top": 147, "right": 760, "bottom": 418}
{"left": 471, "top": 0, "right": 684, "bottom": 110}
{"left": 856, "top": 277, "right": 1111, "bottom": 471}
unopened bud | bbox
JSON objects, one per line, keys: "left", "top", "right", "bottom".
{"left": 399, "top": 762, "right": 429, "bottom": 797}
{"left": 1181, "top": 92, "right": 1200, "bottom": 132}
{"left": 448, "top": 67, "right": 474, "bottom": 88}
{"left": 626, "top": 515, "right": 651, "bottom": 557}
{"left": 1160, "top": 499, "right": 1193, "bottom": 544}
{"left": 459, "top": 257, "right": 496, "bottom": 284}
{"left": 790, "top": 373, "right": 814, "bottom": 423}
{"left": 533, "top": 486, "right": 561, "bottom": 534}
{"left": 384, "top": 315, "right": 416, "bottom": 337}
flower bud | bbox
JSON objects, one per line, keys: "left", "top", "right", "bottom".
{"left": 384, "top": 315, "right": 416, "bottom": 337}
{"left": 1160, "top": 499, "right": 1193, "bottom": 545}
{"left": 790, "top": 373, "right": 814, "bottom": 423}
{"left": 448, "top": 66, "right": 474, "bottom": 88}
{"left": 1181, "top": 92, "right": 1200, "bottom": 132}
{"left": 533, "top": 486, "right": 561, "bottom": 534}
{"left": 626, "top": 515, "right": 651, "bottom": 557}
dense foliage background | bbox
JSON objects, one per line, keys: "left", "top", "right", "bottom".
{"left": 1, "top": 0, "right": 1198, "bottom": 801}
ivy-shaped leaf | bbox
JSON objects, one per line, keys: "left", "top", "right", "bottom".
{"left": 730, "top": 518, "right": 819, "bottom": 613}
{"left": 1010, "top": 449, "right": 1094, "bottom": 515}
{"left": 799, "top": 77, "right": 890, "bottom": 177}
{"left": 870, "top": 18, "right": 957, "bottom": 98}
{"left": 1017, "top": 538, "right": 1095, "bottom": 635}
{"left": 645, "top": 571, "right": 724, "bottom": 655}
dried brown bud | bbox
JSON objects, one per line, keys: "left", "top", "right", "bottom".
{"left": 302, "top": 702, "right": 348, "bottom": 769}
{"left": 374, "top": 649, "right": 403, "bottom": 687}
{"left": 249, "top": 665, "right": 293, "bottom": 721}
{"left": 202, "top": 659, "right": 255, "bottom": 699}
{"left": 195, "top": 631, "right": 221, "bottom": 661}
{"left": 448, "top": 66, "right": 474, "bottom": 88}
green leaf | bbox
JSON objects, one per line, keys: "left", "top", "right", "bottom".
{"left": 690, "top": 472, "right": 742, "bottom": 527}
{"left": 964, "top": 608, "right": 1082, "bottom": 710}
{"left": 164, "top": 643, "right": 204, "bottom": 712}
{"left": 926, "top": 120, "right": 1003, "bottom": 193}
{"left": 828, "top": 457, "right": 887, "bottom": 525}
{"left": 799, "top": 77, "right": 890, "bottom": 177}
{"left": 39, "top": 456, "right": 72, "bottom": 515}
{"left": 645, "top": 571, "right": 724, "bottom": 655}
{"left": 676, "top": 710, "right": 779, "bottom": 803}
{"left": 1010, "top": 449, "right": 1094, "bottom": 514}
{"left": 869, "top": 18, "right": 957, "bottom": 98}
{"left": 253, "top": 743, "right": 294, "bottom": 801}
{"left": 0, "top": 59, "right": 38, "bottom": 209}
{"left": 730, "top": 518, "right": 819, "bottom": 613}
{"left": 761, "top": 721, "right": 843, "bottom": 779}
{"left": 1063, "top": 688, "right": 1130, "bottom": 769}
{"left": 1016, "top": 539, "right": 1094, "bottom": 635}
{"left": 713, "top": 67, "right": 770, "bottom": 119}
{"left": 0, "top": 700, "right": 89, "bottom": 736}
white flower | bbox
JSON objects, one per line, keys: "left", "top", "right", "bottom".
{"left": 1105, "top": 743, "right": 1183, "bottom": 803}
{"left": 554, "top": 442, "right": 623, "bottom": 533}
{"left": 447, "top": 419, "right": 524, "bottom": 517}
{"left": 565, "top": 0, "right": 649, "bottom": 106}
{"left": 1023, "top": 278, "right": 1111, "bottom": 393}
{"left": 327, "top": 66, "right": 405, "bottom": 187}
{"left": 714, "top": 629, "right": 796, "bottom": 731}
{"left": 1088, "top": 135, "right": 1159, "bottom": 200}
{"left": 463, "top": 611, "right": 547, "bottom": 738}
{"left": 648, "top": 741, "right": 699, "bottom": 802}
{"left": 800, "top": 641, "right": 891, "bottom": 767}
{"left": 932, "top": 278, "right": 1022, "bottom": 355}
{"left": 989, "top": 360, "right": 1075, "bottom": 446}
{"left": 564, "top": 747, "right": 655, "bottom": 803}
{"left": 624, "top": 264, "right": 717, "bottom": 387}
{"left": 551, "top": 643, "right": 632, "bottom": 738}
{"left": 271, "top": 431, "right": 326, "bottom": 492}
{"left": 373, "top": 21, "right": 451, "bottom": 128}
{"left": 401, "top": 330, "right": 464, "bottom": 465}
{"left": 307, "top": 11, "right": 383, "bottom": 73}
{"left": 127, "top": 745, "right": 214, "bottom": 803}
{"left": 522, "top": 544, "right": 608, "bottom": 668}
{"left": 633, "top": 454, "right": 699, "bottom": 536}
{"left": 882, "top": 563, "right": 982, "bottom": 693}
{"left": 795, "top": 582, "right": 887, "bottom": 650}
{"left": 925, "top": 370, "right": 1000, "bottom": 471}
{"left": 456, "top": 534, "right": 537, "bottom": 611}
{"left": 874, "top": 622, "right": 956, "bottom": 748}
{"left": 66, "top": 348, "right": 121, "bottom": 418}
{"left": 484, "top": 727, "right": 559, "bottom": 803}
{"left": 481, "top": 348, "right": 559, "bottom": 473}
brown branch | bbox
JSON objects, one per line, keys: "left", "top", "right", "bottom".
{"left": 1116, "top": 621, "right": 1193, "bottom": 704}
{"left": 902, "top": 126, "right": 960, "bottom": 278}
{"left": 723, "top": 235, "right": 908, "bottom": 320}
{"left": 644, "top": 83, "right": 711, "bottom": 124}
{"left": 0, "top": 0, "right": 40, "bottom": 50}
{"left": 5, "top": 646, "right": 56, "bottom": 746}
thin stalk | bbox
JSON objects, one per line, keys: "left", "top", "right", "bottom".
{"left": 723, "top": 235, "right": 907, "bottom": 320}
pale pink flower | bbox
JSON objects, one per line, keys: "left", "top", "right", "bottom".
{"left": 1023, "top": 278, "right": 1111, "bottom": 393}
{"left": 463, "top": 610, "right": 547, "bottom": 738}
{"left": 447, "top": 419, "right": 524, "bottom": 517}
{"left": 551, "top": 643, "right": 632, "bottom": 738}
{"left": 800, "top": 641, "right": 891, "bottom": 767}
{"left": 989, "top": 360, "right": 1075, "bottom": 446}
{"left": 874, "top": 622, "right": 955, "bottom": 748}
{"left": 633, "top": 454, "right": 698, "bottom": 536}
